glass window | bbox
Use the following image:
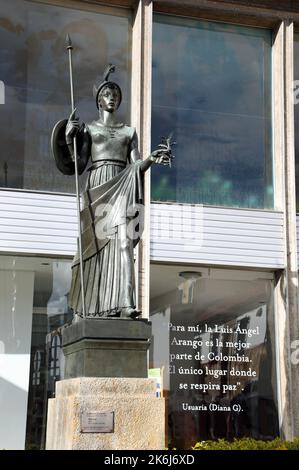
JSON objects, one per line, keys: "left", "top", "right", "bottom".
{"left": 0, "top": 254, "right": 72, "bottom": 449}
{"left": 151, "top": 15, "right": 273, "bottom": 209}
{"left": 25, "top": 258, "right": 72, "bottom": 450}
{"left": 0, "top": 0, "right": 131, "bottom": 192}
{"left": 150, "top": 264, "right": 279, "bottom": 450}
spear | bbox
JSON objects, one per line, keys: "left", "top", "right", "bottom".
{"left": 66, "top": 34, "right": 86, "bottom": 319}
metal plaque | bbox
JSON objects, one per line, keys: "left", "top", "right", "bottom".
{"left": 80, "top": 411, "right": 114, "bottom": 433}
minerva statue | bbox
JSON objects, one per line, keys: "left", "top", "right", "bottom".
{"left": 51, "top": 38, "right": 174, "bottom": 320}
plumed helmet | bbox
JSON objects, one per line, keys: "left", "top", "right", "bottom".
{"left": 93, "top": 64, "right": 122, "bottom": 110}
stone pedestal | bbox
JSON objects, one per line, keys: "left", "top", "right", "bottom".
{"left": 46, "top": 318, "right": 165, "bottom": 449}
{"left": 62, "top": 318, "right": 151, "bottom": 378}
{"left": 46, "top": 377, "right": 165, "bottom": 450}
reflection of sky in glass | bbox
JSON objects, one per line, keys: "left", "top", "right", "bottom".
{"left": 294, "top": 34, "right": 299, "bottom": 212}
{"left": 0, "top": 0, "right": 131, "bottom": 192}
{"left": 151, "top": 15, "right": 273, "bottom": 209}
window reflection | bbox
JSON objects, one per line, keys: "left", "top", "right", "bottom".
{"left": 0, "top": 255, "right": 73, "bottom": 449}
{"left": 150, "top": 265, "right": 279, "bottom": 449}
{"left": 24, "top": 258, "right": 72, "bottom": 450}
{"left": 152, "top": 15, "right": 273, "bottom": 209}
{"left": 0, "top": 0, "right": 131, "bottom": 192}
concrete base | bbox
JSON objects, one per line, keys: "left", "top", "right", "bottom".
{"left": 46, "top": 377, "right": 165, "bottom": 450}
{"left": 62, "top": 319, "right": 152, "bottom": 379}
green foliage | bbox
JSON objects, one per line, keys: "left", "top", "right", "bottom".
{"left": 191, "top": 437, "right": 299, "bottom": 451}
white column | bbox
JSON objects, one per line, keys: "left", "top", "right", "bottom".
{"left": 283, "top": 19, "right": 299, "bottom": 438}
{"left": 132, "top": 0, "right": 153, "bottom": 318}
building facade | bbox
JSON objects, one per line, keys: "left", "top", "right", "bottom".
{"left": 0, "top": 0, "right": 299, "bottom": 450}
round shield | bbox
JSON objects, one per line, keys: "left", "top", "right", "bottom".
{"left": 51, "top": 119, "right": 75, "bottom": 175}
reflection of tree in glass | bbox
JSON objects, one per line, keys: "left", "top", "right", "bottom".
{"left": 152, "top": 174, "right": 176, "bottom": 202}
{"left": 152, "top": 168, "right": 268, "bottom": 208}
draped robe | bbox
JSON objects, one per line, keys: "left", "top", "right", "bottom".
{"left": 52, "top": 119, "right": 144, "bottom": 317}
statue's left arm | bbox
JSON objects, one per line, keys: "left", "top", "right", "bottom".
{"left": 129, "top": 130, "right": 153, "bottom": 173}
{"left": 129, "top": 129, "right": 174, "bottom": 171}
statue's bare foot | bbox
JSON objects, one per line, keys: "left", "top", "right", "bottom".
{"left": 120, "top": 307, "right": 141, "bottom": 319}
{"left": 72, "top": 312, "right": 83, "bottom": 323}
{"left": 107, "top": 309, "right": 121, "bottom": 318}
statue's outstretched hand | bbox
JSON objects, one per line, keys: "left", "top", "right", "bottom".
{"left": 65, "top": 108, "right": 80, "bottom": 145}
{"left": 150, "top": 134, "right": 176, "bottom": 167}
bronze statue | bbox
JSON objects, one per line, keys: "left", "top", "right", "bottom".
{"left": 51, "top": 38, "right": 174, "bottom": 320}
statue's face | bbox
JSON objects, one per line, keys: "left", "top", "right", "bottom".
{"left": 98, "top": 86, "right": 120, "bottom": 112}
